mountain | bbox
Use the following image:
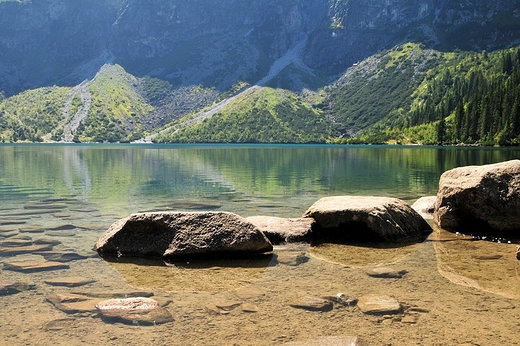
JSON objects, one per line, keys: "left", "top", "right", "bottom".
{"left": 0, "top": 0, "right": 519, "bottom": 143}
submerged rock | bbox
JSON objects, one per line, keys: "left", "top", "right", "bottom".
{"left": 434, "top": 160, "right": 520, "bottom": 235}
{"left": 96, "top": 297, "right": 173, "bottom": 325}
{"left": 290, "top": 296, "right": 333, "bottom": 312}
{"left": 284, "top": 336, "right": 368, "bottom": 346}
{"left": 357, "top": 294, "right": 402, "bottom": 315}
{"left": 246, "top": 216, "right": 314, "bottom": 244}
{"left": 95, "top": 212, "right": 273, "bottom": 259}
{"left": 3, "top": 260, "right": 69, "bottom": 273}
{"left": 36, "top": 251, "right": 89, "bottom": 262}
{"left": 44, "top": 276, "right": 95, "bottom": 287}
{"left": 0, "top": 243, "right": 53, "bottom": 256}
{"left": 366, "top": 267, "right": 407, "bottom": 278}
{"left": 47, "top": 293, "right": 101, "bottom": 314}
{"left": 0, "top": 280, "right": 35, "bottom": 296}
{"left": 302, "top": 196, "right": 431, "bottom": 242}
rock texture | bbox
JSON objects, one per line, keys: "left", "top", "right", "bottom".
{"left": 302, "top": 196, "right": 431, "bottom": 242}
{"left": 434, "top": 160, "right": 520, "bottom": 235}
{"left": 246, "top": 216, "right": 314, "bottom": 244}
{"left": 411, "top": 196, "right": 436, "bottom": 220}
{"left": 95, "top": 212, "right": 273, "bottom": 258}
{"left": 357, "top": 294, "right": 402, "bottom": 315}
{"left": 96, "top": 297, "right": 173, "bottom": 325}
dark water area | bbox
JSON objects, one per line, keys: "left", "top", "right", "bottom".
{"left": 0, "top": 144, "right": 519, "bottom": 345}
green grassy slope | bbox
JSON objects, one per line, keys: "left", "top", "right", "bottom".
{"left": 155, "top": 87, "right": 332, "bottom": 143}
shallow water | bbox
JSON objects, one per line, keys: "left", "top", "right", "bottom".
{"left": 1, "top": 144, "right": 520, "bottom": 345}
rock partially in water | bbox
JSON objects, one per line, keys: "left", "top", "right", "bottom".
{"left": 3, "top": 260, "right": 69, "bottom": 273}
{"left": 95, "top": 212, "right": 273, "bottom": 259}
{"left": 517, "top": 246, "right": 520, "bottom": 260}
{"left": 434, "top": 160, "right": 520, "bottom": 235}
{"left": 246, "top": 216, "right": 314, "bottom": 244}
{"left": 303, "top": 196, "right": 431, "bottom": 242}
{"left": 44, "top": 276, "right": 95, "bottom": 287}
{"left": 411, "top": 196, "right": 436, "bottom": 220}
{"left": 366, "top": 267, "right": 407, "bottom": 278}
{"left": 357, "top": 294, "right": 402, "bottom": 315}
{"left": 290, "top": 296, "right": 333, "bottom": 312}
{"left": 0, "top": 280, "right": 35, "bottom": 295}
{"left": 96, "top": 297, "right": 173, "bottom": 325}
{"left": 283, "top": 336, "right": 368, "bottom": 346}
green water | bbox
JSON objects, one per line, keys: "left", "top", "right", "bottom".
{"left": 1, "top": 144, "right": 520, "bottom": 346}
{"left": 1, "top": 144, "right": 519, "bottom": 217}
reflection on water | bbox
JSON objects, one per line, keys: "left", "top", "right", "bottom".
{"left": 310, "top": 242, "right": 422, "bottom": 267}
{"left": 105, "top": 256, "right": 273, "bottom": 292}
{"left": 432, "top": 225, "right": 520, "bottom": 299}
{"left": 1, "top": 144, "right": 520, "bottom": 345}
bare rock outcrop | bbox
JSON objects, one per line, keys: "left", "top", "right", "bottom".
{"left": 95, "top": 212, "right": 273, "bottom": 259}
{"left": 434, "top": 160, "right": 520, "bottom": 235}
{"left": 302, "top": 196, "right": 431, "bottom": 242}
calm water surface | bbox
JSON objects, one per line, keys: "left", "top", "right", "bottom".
{"left": 1, "top": 144, "right": 519, "bottom": 345}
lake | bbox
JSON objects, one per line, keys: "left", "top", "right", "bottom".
{"left": 1, "top": 144, "right": 519, "bottom": 345}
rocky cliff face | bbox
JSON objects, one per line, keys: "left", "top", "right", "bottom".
{"left": 0, "top": 0, "right": 519, "bottom": 96}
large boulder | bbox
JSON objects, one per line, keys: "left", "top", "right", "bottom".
{"left": 95, "top": 212, "right": 273, "bottom": 259}
{"left": 302, "top": 196, "right": 431, "bottom": 242}
{"left": 434, "top": 160, "right": 520, "bottom": 235}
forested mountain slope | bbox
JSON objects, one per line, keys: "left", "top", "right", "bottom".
{"left": 0, "top": 0, "right": 519, "bottom": 144}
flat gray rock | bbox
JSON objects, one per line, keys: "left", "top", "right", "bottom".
{"left": 303, "top": 196, "right": 431, "bottom": 242}
{"left": 95, "top": 212, "right": 273, "bottom": 259}
{"left": 434, "top": 160, "right": 520, "bottom": 235}
{"left": 246, "top": 216, "right": 314, "bottom": 244}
